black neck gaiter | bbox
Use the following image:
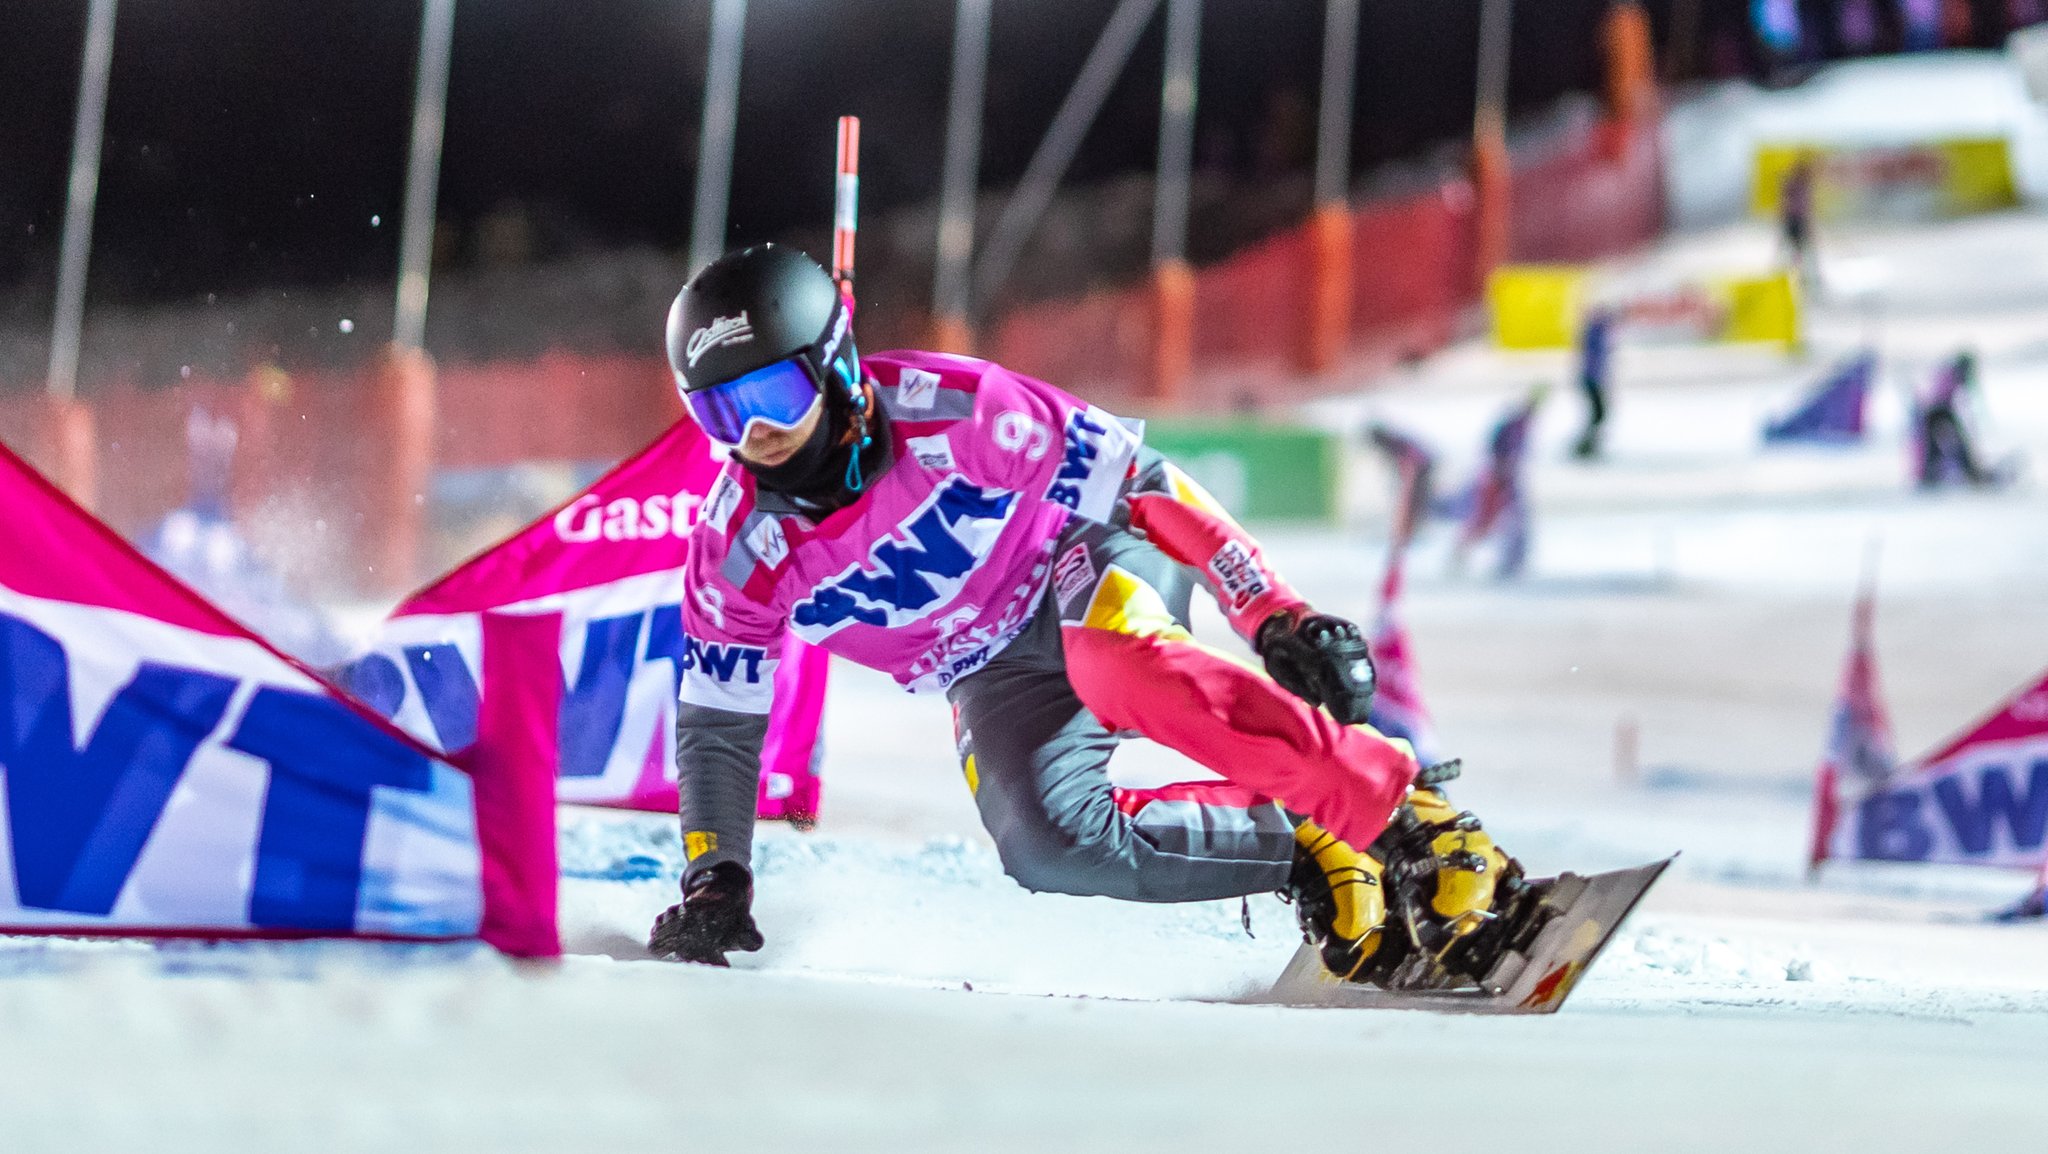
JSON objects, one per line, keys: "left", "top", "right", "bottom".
{"left": 740, "top": 389, "right": 893, "bottom": 519}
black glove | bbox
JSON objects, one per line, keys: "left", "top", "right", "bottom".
{"left": 648, "top": 861, "right": 765, "bottom": 965}
{"left": 1255, "top": 609, "right": 1377, "bottom": 725}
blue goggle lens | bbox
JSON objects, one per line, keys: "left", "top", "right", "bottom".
{"left": 682, "top": 357, "right": 821, "bottom": 446}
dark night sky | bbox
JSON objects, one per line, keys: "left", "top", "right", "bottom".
{"left": 2, "top": 1, "right": 1624, "bottom": 311}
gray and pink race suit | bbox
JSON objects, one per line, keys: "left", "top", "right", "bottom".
{"left": 675, "top": 351, "right": 1418, "bottom": 901}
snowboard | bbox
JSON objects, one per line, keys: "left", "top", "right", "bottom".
{"left": 1263, "top": 856, "right": 1672, "bottom": 1014}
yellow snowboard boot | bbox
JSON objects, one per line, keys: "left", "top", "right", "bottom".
{"left": 1370, "top": 759, "right": 1536, "bottom": 990}
{"left": 1285, "top": 819, "right": 1389, "bottom": 981}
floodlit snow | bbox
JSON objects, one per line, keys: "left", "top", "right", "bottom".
{"left": 1664, "top": 49, "right": 2048, "bottom": 226}
{"left": 8, "top": 53, "right": 2048, "bottom": 1154}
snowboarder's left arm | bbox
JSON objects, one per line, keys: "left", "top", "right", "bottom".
{"left": 961, "top": 363, "right": 1376, "bottom": 722}
{"left": 1119, "top": 451, "right": 1376, "bottom": 724}
{"left": 1118, "top": 451, "right": 1304, "bottom": 638}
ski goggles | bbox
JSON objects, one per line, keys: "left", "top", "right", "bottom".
{"left": 681, "top": 356, "right": 824, "bottom": 447}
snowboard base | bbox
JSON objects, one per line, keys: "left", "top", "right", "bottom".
{"left": 1261, "top": 857, "right": 1672, "bottom": 1015}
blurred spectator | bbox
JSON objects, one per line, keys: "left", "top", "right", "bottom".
{"left": 1798, "top": 0, "right": 1848, "bottom": 57}
{"left": 1961, "top": 0, "right": 2011, "bottom": 47}
{"left": 1754, "top": 0, "right": 1808, "bottom": 64}
{"left": 1840, "top": 0, "right": 1877, "bottom": 50}
{"left": 1900, "top": 0, "right": 1945, "bottom": 48}
{"left": 144, "top": 406, "right": 349, "bottom": 664}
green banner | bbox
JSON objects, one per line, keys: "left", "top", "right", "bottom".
{"left": 1140, "top": 421, "right": 1338, "bottom": 522}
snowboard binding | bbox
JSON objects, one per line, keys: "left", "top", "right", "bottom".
{"left": 1353, "top": 760, "right": 1557, "bottom": 993}
{"left": 1277, "top": 758, "right": 1670, "bottom": 1009}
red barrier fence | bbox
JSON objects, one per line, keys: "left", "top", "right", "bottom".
{"left": 1511, "top": 119, "right": 1664, "bottom": 264}
{"left": 0, "top": 109, "right": 1661, "bottom": 594}
{"left": 991, "top": 111, "right": 1656, "bottom": 412}
{"left": 437, "top": 353, "right": 684, "bottom": 471}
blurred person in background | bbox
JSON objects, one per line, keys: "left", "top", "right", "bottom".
{"left": 1779, "top": 149, "right": 1820, "bottom": 295}
{"left": 1573, "top": 306, "right": 1618, "bottom": 460}
{"left": 1451, "top": 383, "right": 1545, "bottom": 579}
{"left": 648, "top": 243, "right": 1544, "bottom": 990}
{"left": 1753, "top": 0, "right": 1810, "bottom": 73}
{"left": 1915, "top": 349, "right": 2015, "bottom": 488}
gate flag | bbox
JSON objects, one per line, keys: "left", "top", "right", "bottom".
{"left": 1806, "top": 581, "right": 1897, "bottom": 874}
{"left": 0, "top": 442, "right": 557, "bottom": 954}
{"left": 1366, "top": 559, "right": 1439, "bottom": 767}
{"left": 1764, "top": 351, "right": 1874, "bottom": 446}
{"left": 337, "top": 420, "right": 830, "bottom": 820}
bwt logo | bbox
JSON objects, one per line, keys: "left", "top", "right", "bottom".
{"left": 1855, "top": 758, "right": 2048, "bottom": 861}
{"left": 0, "top": 611, "right": 438, "bottom": 928}
{"left": 345, "top": 603, "right": 706, "bottom": 781}
{"left": 680, "top": 637, "right": 766, "bottom": 685}
{"left": 1046, "top": 409, "right": 1108, "bottom": 511}
{"left": 792, "top": 478, "right": 1014, "bottom": 635}
{"left": 554, "top": 492, "right": 703, "bottom": 543}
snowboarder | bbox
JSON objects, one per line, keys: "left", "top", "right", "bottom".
{"left": 1914, "top": 350, "right": 2010, "bottom": 489}
{"left": 1365, "top": 421, "right": 1436, "bottom": 555}
{"left": 1451, "top": 384, "right": 1544, "bottom": 580}
{"left": 1572, "top": 307, "right": 1616, "bottom": 460}
{"left": 649, "top": 244, "right": 1535, "bottom": 990}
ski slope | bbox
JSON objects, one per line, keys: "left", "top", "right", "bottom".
{"left": 7, "top": 58, "right": 2048, "bottom": 1154}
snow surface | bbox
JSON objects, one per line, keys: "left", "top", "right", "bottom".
{"left": 7, "top": 54, "right": 2048, "bottom": 1154}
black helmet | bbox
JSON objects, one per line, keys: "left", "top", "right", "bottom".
{"left": 666, "top": 244, "right": 857, "bottom": 398}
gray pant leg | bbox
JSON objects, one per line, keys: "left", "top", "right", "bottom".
{"left": 945, "top": 520, "right": 1293, "bottom": 903}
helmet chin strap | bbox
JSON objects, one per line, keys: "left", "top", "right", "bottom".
{"left": 839, "top": 361, "right": 874, "bottom": 493}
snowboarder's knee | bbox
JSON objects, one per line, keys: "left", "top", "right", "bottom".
{"left": 992, "top": 813, "right": 1148, "bottom": 901}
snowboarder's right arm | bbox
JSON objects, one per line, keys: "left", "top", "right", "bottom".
{"left": 657, "top": 509, "right": 788, "bottom": 963}
{"left": 674, "top": 569, "right": 783, "bottom": 875}
{"left": 675, "top": 702, "right": 772, "bottom": 880}
{"left": 663, "top": 617, "right": 781, "bottom": 965}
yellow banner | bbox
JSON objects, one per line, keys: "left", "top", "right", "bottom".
{"left": 1751, "top": 139, "right": 2018, "bottom": 220}
{"left": 1714, "top": 271, "right": 1800, "bottom": 346}
{"left": 1486, "top": 266, "right": 1799, "bottom": 350}
{"left": 1487, "top": 265, "right": 1586, "bottom": 350}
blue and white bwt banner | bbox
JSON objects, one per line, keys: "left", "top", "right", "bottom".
{"left": 336, "top": 420, "right": 829, "bottom": 820}
{"left": 1815, "top": 651, "right": 2048, "bottom": 875}
{"left": 0, "top": 442, "right": 557, "bottom": 953}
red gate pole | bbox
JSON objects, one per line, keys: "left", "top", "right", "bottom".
{"left": 31, "top": 396, "right": 98, "bottom": 511}
{"left": 369, "top": 344, "right": 436, "bottom": 595}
